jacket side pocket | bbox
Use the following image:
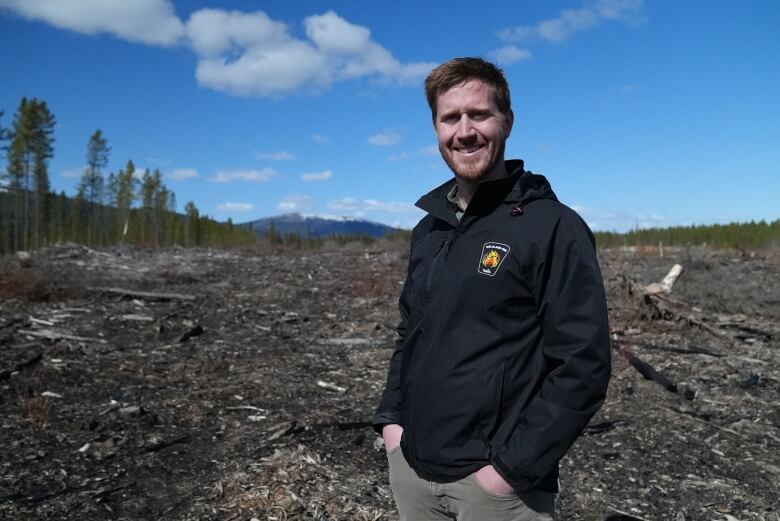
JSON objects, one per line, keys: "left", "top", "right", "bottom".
{"left": 478, "top": 360, "right": 507, "bottom": 453}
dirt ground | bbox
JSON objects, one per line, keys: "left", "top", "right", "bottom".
{"left": 1, "top": 243, "right": 778, "bottom": 520}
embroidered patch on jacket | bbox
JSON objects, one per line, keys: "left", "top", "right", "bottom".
{"left": 478, "top": 242, "right": 510, "bottom": 276}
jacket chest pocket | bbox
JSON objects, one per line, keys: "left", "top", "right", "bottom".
{"left": 421, "top": 237, "right": 451, "bottom": 305}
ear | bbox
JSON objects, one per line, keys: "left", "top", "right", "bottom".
{"left": 504, "top": 110, "right": 515, "bottom": 138}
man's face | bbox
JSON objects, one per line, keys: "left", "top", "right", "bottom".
{"left": 434, "top": 79, "right": 513, "bottom": 183}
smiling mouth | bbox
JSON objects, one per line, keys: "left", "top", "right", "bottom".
{"left": 455, "top": 144, "right": 485, "bottom": 155}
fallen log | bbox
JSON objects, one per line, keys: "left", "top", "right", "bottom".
{"left": 644, "top": 264, "right": 684, "bottom": 295}
{"left": 143, "top": 434, "right": 191, "bottom": 453}
{"left": 613, "top": 340, "right": 678, "bottom": 393}
{"left": 637, "top": 344, "right": 725, "bottom": 358}
{"left": 623, "top": 350, "right": 678, "bottom": 393}
{"left": 18, "top": 329, "right": 107, "bottom": 344}
{"left": 583, "top": 419, "right": 626, "bottom": 435}
{"left": 660, "top": 405, "right": 748, "bottom": 440}
{"left": 618, "top": 273, "right": 736, "bottom": 340}
{"left": 88, "top": 286, "right": 197, "bottom": 302}
{"left": 317, "top": 379, "right": 346, "bottom": 392}
{"left": 717, "top": 322, "right": 773, "bottom": 340}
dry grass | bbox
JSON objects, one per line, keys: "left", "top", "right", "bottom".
{"left": 217, "top": 444, "right": 393, "bottom": 520}
{"left": 0, "top": 259, "right": 53, "bottom": 301}
{"left": 14, "top": 367, "right": 54, "bottom": 429}
{"left": 346, "top": 261, "right": 405, "bottom": 300}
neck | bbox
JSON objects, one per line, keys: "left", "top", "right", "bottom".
{"left": 455, "top": 159, "right": 507, "bottom": 209}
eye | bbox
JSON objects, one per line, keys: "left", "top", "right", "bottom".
{"left": 440, "top": 114, "right": 459, "bottom": 124}
{"left": 471, "top": 111, "right": 489, "bottom": 121}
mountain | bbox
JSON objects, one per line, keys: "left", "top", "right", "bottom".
{"left": 241, "top": 213, "right": 398, "bottom": 238}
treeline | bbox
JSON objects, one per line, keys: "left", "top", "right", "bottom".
{"left": 262, "top": 225, "right": 411, "bottom": 250}
{"left": 594, "top": 220, "right": 780, "bottom": 250}
{"left": 0, "top": 98, "right": 254, "bottom": 255}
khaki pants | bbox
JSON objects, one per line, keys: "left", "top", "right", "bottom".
{"left": 387, "top": 447, "right": 555, "bottom": 521}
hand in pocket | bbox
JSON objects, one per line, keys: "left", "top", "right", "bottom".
{"left": 474, "top": 465, "right": 515, "bottom": 496}
{"left": 382, "top": 424, "right": 403, "bottom": 452}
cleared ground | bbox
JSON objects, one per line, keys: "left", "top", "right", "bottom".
{"left": 1, "top": 243, "right": 778, "bottom": 520}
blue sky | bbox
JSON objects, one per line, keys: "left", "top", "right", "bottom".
{"left": 1, "top": 0, "right": 778, "bottom": 231}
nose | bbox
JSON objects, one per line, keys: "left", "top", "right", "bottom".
{"left": 455, "top": 115, "right": 477, "bottom": 139}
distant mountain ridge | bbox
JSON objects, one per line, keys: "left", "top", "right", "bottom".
{"left": 241, "top": 213, "right": 398, "bottom": 238}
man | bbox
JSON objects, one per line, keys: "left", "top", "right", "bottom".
{"left": 372, "top": 57, "right": 611, "bottom": 520}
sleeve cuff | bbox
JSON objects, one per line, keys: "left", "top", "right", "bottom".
{"left": 492, "top": 453, "right": 534, "bottom": 493}
{"left": 371, "top": 411, "right": 401, "bottom": 434}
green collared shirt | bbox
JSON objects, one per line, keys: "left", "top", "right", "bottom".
{"left": 446, "top": 184, "right": 465, "bottom": 221}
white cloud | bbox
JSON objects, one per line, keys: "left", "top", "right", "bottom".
{"left": 301, "top": 170, "right": 333, "bottom": 182}
{"left": 278, "top": 195, "right": 312, "bottom": 212}
{"left": 60, "top": 166, "right": 85, "bottom": 178}
{"left": 2, "top": 3, "right": 435, "bottom": 97}
{"left": 185, "top": 8, "right": 288, "bottom": 56}
{"left": 488, "top": 45, "right": 532, "bottom": 65}
{"left": 389, "top": 152, "right": 409, "bottom": 161}
{"left": 208, "top": 168, "right": 278, "bottom": 183}
{"left": 217, "top": 202, "right": 254, "bottom": 212}
{"left": 498, "top": 0, "right": 643, "bottom": 44}
{"left": 418, "top": 145, "right": 439, "bottom": 157}
{"left": 194, "top": 38, "right": 328, "bottom": 96}
{"left": 0, "top": 0, "right": 184, "bottom": 46}
{"left": 254, "top": 150, "right": 295, "bottom": 161}
{"left": 187, "top": 9, "right": 435, "bottom": 96}
{"left": 574, "top": 206, "right": 667, "bottom": 232}
{"left": 328, "top": 197, "right": 417, "bottom": 215}
{"left": 312, "top": 133, "right": 329, "bottom": 143}
{"left": 304, "top": 11, "right": 435, "bottom": 83}
{"left": 168, "top": 167, "right": 198, "bottom": 180}
{"left": 368, "top": 131, "right": 401, "bottom": 146}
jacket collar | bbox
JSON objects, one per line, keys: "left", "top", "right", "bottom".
{"left": 416, "top": 159, "right": 557, "bottom": 226}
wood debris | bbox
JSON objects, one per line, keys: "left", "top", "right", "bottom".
{"left": 0, "top": 243, "right": 777, "bottom": 520}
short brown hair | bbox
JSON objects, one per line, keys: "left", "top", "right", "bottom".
{"left": 425, "top": 57, "right": 511, "bottom": 119}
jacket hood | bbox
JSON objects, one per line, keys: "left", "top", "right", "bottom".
{"left": 502, "top": 159, "right": 558, "bottom": 206}
{"left": 416, "top": 159, "right": 558, "bottom": 225}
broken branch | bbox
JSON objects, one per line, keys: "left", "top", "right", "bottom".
{"left": 88, "top": 287, "right": 197, "bottom": 302}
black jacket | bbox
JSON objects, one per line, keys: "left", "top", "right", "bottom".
{"left": 372, "top": 160, "right": 611, "bottom": 493}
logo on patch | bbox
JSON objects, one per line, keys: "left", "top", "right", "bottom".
{"left": 478, "top": 242, "right": 510, "bottom": 276}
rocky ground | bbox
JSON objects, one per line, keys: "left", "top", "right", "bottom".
{"left": 0, "top": 242, "right": 778, "bottom": 520}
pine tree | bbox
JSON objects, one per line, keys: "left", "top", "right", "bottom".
{"left": 6, "top": 98, "right": 55, "bottom": 250}
{"left": 184, "top": 201, "right": 199, "bottom": 246}
{"left": 139, "top": 169, "right": 159, "bottom": 244}
{"left": 152, "top": 176, "right": 169, "bottom": 248}
{"left": 79, "top": 130, "right": 110, "bottom": 245}
{"left": 28, "top": 100, "right": 55, "bottom": 249}
{"left": 50, "top": 190, "right": 67, "bottom": 243}
{"left": 106, "top": 172, "right": 118, "bottom": 243}
{"left": 6, "top": 100, "right": 29, "bottom": 251}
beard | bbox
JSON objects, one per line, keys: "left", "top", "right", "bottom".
{"left": 440, "top": 138, "right": 506, "bottom": 183}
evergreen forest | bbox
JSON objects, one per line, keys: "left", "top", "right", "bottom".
{"left": 0, "top": 98, "right": 253, "bottom": 255}
{"left": 1, "top": 97, "right": 777, "bottom": 255}
{"left": 594, "top": 220, "right": 780, "bottom": 251}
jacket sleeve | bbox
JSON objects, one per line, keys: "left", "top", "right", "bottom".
{"left": 492, "top": 211, "right": 611, "bottom": 491}
{"left": 370, "top": 283, "right": 410, "bottom": 433}
{"left": 370, "top": 234, "right": 417, "bottom": 433}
